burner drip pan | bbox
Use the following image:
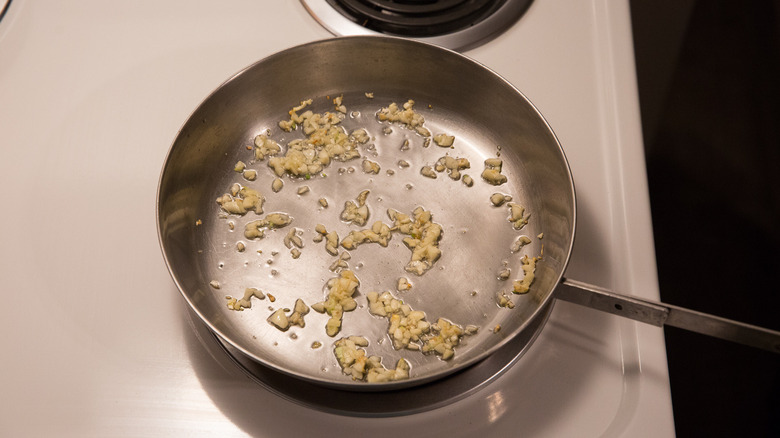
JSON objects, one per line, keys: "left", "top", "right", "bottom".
{"left": 302, "top": 0, "right": 534, "bottom": 51}
{"left": 326, "top": 0, "right": 506, "bottom": 37}
{"left": 191, "top": 302, "right": 553, "bottom": 417}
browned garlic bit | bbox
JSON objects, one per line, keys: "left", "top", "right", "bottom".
{"left": 361, "top": 158, "right": 380, "bottom": 174}
{"left": 340, "top": 190, "right": 371, "bottom": 226}
{"left": 421, "top": 318, "right": 465, "bottom": 361}
{"left": 209, "top": 280, "right": 220, "bottom": 289}
{"left": 216, "top": 184, "right": 264, "bottom": 216}
{"left": 314, "top": 224, "right": 339, "bottom": 256}
{"left": 226, "top": 287, "right": 266, "bottom": 311}
{"left": 243, "top": 212, "right": 292, "bottom": 240}
{"left": 462, "top": 174, "right": 474, "bottom": 187}
{"left": 400, "top": 139, "right": 410, "bottom": 151}
{"left": 234, "top": 161, "right": 246, "bottom": 172}
{"left": 318, "top": 198, "right": 328, "bottom": 208}
{"left": 433, "top": 133, "right": 455, "bottom": 147}
{"left": 366, "top": 291, "right": 430, "bottom": 351}
{"left": 511, "top": 235, "right": 532, "bottom": 253}
{"left": 481, "top": 158, "right": 508, "bottom": 185}
{"left": 512, "top": 255, "right": 540, "bottom": 294}
{"left": 311, "top": 270, "right": 360, "bottom": 337}
{"left": 434, "top": 155, "right": 470, "bottom": 180}
{"left": 398, "top": 159, "right": 410, "bottom": 168}
{"left": 333, "top": 336, "right": 411, "bottom": 382}
{"left": 236, "top": 241, "right": 246, "bottom": 252}
{"left": 396, "top": 277, "right": 412, "bottom": 292}
{"left": 388, "top": 207, "right": 443, "bottom": 276}
{"left": 254, "top": 134, "right": 282, "bottom": 161}
{"left": 270, "top": 99, "right": 367, "bottom": 178}
{"left": 507, "top": 202, "right": 530, "bottom": 230}
{"left": 377, "top": 100, "right": 431, "bottom": 137}
{"left": 297, "top": 185, "right": 310, "bottom": 195}
{"left": 341, "top": 221, "right": 392, "bottom": 250}
{"left": 497, "top": 291, "right": 515, "bottom": 309}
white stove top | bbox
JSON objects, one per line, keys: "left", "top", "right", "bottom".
{"left": 0, "top": 1, "right": 675, "bottom": 436}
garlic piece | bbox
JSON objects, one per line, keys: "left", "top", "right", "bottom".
{"left": 512, "top": 255, "right": 540, "bottom": 294}
{"left": 311, "top": 270, "right": 360, "bottom": 337}
{"left": 507, "top": 203, "right": 530, "bottom": 230}
{"left": 511, "top": 235, "right": 532, "bottom": 253}
{"left": 216, "top": 186, "right": 264, "bottom": 216}
{"left": 254, "top": 134, "right": 281, "bottom": 161}
{"left": 481, "top": 158, "right": 508, "bottom": 185}
{"left": 340, "top": 190, "right": 371, "bottom": 226}
{"left": 433, "top": 133, "right": 455, "bottom": 147}
{"left": 226, "top": 287, "right": 265, "bottom": 311}
{"left": 362, "top": 159, "right": 380, "bottom": 174}
{"left": 271, "top": 178, "right": 284, "bottom": 193}
{"left": 420, "top": 165, "right": 437, "bottom": 179}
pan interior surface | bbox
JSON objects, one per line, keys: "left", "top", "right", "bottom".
{"left": 157, "top": 36, "right": 575, "bottom": 390}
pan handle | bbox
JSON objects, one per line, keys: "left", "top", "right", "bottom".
{"left": 555, "top": 278, "right": 780, "bottom": 353}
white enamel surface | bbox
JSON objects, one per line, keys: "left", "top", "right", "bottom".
{"left": 0, "top": 0, "right": 674, "bottom": 436}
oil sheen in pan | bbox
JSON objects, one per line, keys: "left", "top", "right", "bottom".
{"left": 195, "top": 92, "right": 542, "bottom": 388}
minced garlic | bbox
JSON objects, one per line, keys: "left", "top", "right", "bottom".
{"left": 270, "top": 99, "right": 368, "bottom": 178}
{"left": 362, "top": 158, "right": 380, "bottom": 174}
{"left": 226, "top": 287, "right": 265, "bottom": 311}
{"left": 497, "top": 291, "right": 515, "bottom": 309}
{"left": 314, "top": 224, "right": 339, "bottom": 256}
{"left": 396, "top": 277, "right": 412, "bottom": 292}
{"left": 253, "top": 134, "right": 281, "bottom": 161}
{"left": 434, "top": 155, "right": 470, "bottom": 180}
{"left": 511, "top": 235, "right": 532, "bottom": 253}
{"left": 421, "top": 318, "right": 465, "bottom": 361}
{"left": 377, "top": 100, "right": 430, "bottom": 137}
{"left": 481, "top": 158, "right": 508, "bottom": 185}
{"left": 388, "top": 207, "right": 443, "bottom": 276}
{"left": 433, "top": 133, "right": 455, "bottom": 147}
{"left": 311, "top": 270, "right": 360, "bottom": 337}
{"left": 340, "top": 190, "right": 371, "bottom": 226}
{"left": 512, "top": 255, "right": 539, "bottom": 294}
{"left": 366, "top": 291, "right": 430, "bottom": 351}
{"left": 341, "top": 221, "right": 392, "bottom": 250}
{"left": 333, "top": 336, "right": 410, "bottom": 382}
{"left": 420, "top": 165, "right": 437, "bottom": 179}
{"left": 216, "top": 185, "right": 264, "bottom": 216}
{"left": 271, "top": 178, "right": 283, "bottom": 193}
{"left": 507, "top": 202, "right": 530, "bottom": 230}
{"left": 243, "top": 212, "right": 292, "bottom": 240}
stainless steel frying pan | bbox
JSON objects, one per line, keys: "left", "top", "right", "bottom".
{"left": 157, "top": 36, "right": 780, "bottom": 392}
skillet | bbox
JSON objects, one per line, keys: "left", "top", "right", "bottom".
{"left": 157, "top": 36, "right": 780, "bottom": 391}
